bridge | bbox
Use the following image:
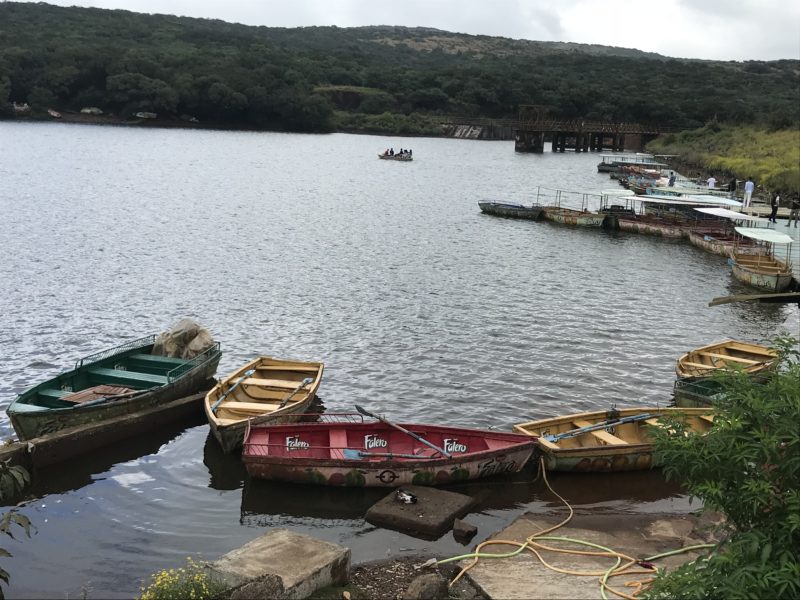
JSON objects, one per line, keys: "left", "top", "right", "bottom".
{"left": 439, "top": 105, "right": 676, "bottom": 153}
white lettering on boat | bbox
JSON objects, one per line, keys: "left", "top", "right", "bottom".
{"left": 364, "top": 434, "right": 388, "bottom": 449}
{"left": 286, "top": 436, "right": 310, "bottom": 451}
{"left": 444, "top": 438, "right": 467, "bottom": 453}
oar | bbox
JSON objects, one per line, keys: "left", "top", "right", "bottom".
{"left": 210, "top": 368, "right": 256, "bottom": 413}
{"left": 278, "top": 377, "right": 314, "bottom": 409}
{"left": 354, "top": 404, "right": 452, "bottom": 458}
{"left": 545, "top": 413, "right": 654, "bottom": 442}
{"left": 342, "top": 449, "right": 438, "bottom": 460}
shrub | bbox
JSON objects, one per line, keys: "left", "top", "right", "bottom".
{"left": 644, "top": 336, "right": 800, "bottom": 599}
{"left": 139, "top": 557, "right": 227, "bottom": 600}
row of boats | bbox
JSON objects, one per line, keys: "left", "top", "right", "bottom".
{"left": 479, "top": 190, "right": 795, "bottom": 292}
{"left": 6, "top": 329, "right": 776, "bottom": 487}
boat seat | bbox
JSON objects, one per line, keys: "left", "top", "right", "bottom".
{"left": 681, "top": 361, "right": 716, "bottom": 370}
{"left": 256, "top": 365, "right": 320, "bottom": 372}
{"left": 695, "top": 351, "right": 759, "bottom": 364}
{"left": 128, "top": 353, "right": 187, "bottom": 365}
{"left": 220, "top": 401, "right": 279, "bottom": 412}
{"left": 37, "top": 388, "right": 71, "bottom": 400}
{"left": 87, "top": 367, "right": 168, "bottom": 386}
{"left": 241, "top": 377, "right": 306, "bottom": 389}
{"left": 572, "top": 420, "right": 627, "bottom": 445}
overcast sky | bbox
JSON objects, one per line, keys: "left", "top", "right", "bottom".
{"left": 18, "top": 0, "right": 800, "bottom": 61}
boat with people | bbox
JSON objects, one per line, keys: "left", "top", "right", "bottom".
{"left": 478, "top": 201, "right": 543, "bottom": 220}
{"left": 675, "top": 339, "right": 777, "bottom": 381}
{"left": 513, "top": 407, "right": 714, "bottom": 472}
{"left": 242, "top": 407, "right": 537, "bottom": 487}
{"left": 205, "top": 356, "right": 324, "bottom": 454}
{"left": 729, "top": 227, "right": 794, "bottom": 292}
{"left": 6, "top": 325, "right": 222, "bottom": 441}
{"left": 379, "top": 148, "right": 413, "bottom": 161}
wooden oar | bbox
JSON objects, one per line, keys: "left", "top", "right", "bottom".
{"left": 342, "top": 449, "right": 438, "bottom": 460}
{"left": 354, "top": 404, "right": 451, "bottom": 458}
{"left": 544, "top": 413, "right": 654, "bottom": 442}
{"left": 277, "top": 377, "right": 314, "bottom": 409}
{"left": 211, "top": 368, "right": 256, "bottom": 413}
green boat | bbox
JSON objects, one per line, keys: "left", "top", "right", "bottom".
{"left": 6, "top": 335, "right": 222, "bottom": 441}
{"left": 672, "top": 378, "right": 725, "bottom": 408}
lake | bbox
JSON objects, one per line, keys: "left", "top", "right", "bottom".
{"left": 0, "top": 122, "right": 796, "bottom": 598}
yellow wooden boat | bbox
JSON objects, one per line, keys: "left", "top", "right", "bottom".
{"left": 205, "top": 356, "right": 324, "bottom": 454}
{"left": 513, "top": 407, "right": 713, "bottom": 472}
{"left": 675, "top": 339, "right": 777, "bottom": 380}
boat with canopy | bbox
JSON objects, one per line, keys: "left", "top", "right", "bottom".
{"left": 729, "top": 227, "right": 794, "bottom": 292}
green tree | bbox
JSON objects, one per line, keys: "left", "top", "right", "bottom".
{"left": 645, "top": 336, "right": 800, "bottom": 600}
{"left": 0, "top": 460, "right": 32, "bottom": 599}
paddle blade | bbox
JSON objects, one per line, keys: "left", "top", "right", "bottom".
{"left": 354, "top": 404, "right": 372, "bottom": 417}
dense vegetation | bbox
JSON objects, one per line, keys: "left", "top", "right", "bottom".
{"left": 647, "top": 123, "right": 800, "bottom": 193}
{"left": 1, "top": 2, "right": 799, "bottom": 133}
{"left": 644, "top": 337, "right": 800, "bottom": 600}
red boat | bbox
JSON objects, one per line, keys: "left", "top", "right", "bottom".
{"left": 241, "top": 413, "right": 537, "bottom": 487}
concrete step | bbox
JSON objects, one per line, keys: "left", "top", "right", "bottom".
{"left": 207, "top": 529, "right": 350, "bottom": 599}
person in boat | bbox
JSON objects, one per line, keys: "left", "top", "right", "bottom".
{"left": 390, "top": 148, "right": 394, "bottom": 156}
{"left": 768, "top": 192, "right": 780, "bottom": 223}
{"left": 408, "top": 149, "right": 412, "bottom": 156}
{"left": 384, "top": 149, "right": 389, "bottom": 156}
{"left": 668, "top": 172, "right": 676, "bottom": 187}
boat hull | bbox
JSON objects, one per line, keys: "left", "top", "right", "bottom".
{"left": 242, "top": 420, "right": 536, "bottom": 487}
{"left": 210, "top": 402, "right": 313, "bottom": 454}
{"left": 543, "top": 208, "right": 605, "bottom": 227}
{"left": 618, "top": 218, "right": 685, "bottom": 238}
{"left": 478, "top": 202, "right": 543, "bottom": 220}
{"left": 731, "top": 262, "right": 794, "bottom": 292}
{"left": 675, "top": 339, "right": 777, "bottom": 380}
{"left": 7, "top": 338, "right": 221, "bottom": 441}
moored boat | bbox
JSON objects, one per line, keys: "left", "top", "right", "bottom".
{"left": 378, "top": 153, "right": 413, "bottom": 161}
{"left": 478, "top": 201, "right": 543, "bottom": 220}
{"left": 687, "top": 208, "right": 769, "bottom": 257}
{"left": 675, "top": 339, "right": 777, "bottom": 381}
{"left": 242, "top": 412, "right": 536, "bottom": 486}
{"left": 729, "top": 227, "right": 794, "bottom": 292}
{"left": 205, "top": 356, "right": 324, "bottom": 454}
{"left": 542, "top": 206, "right": 605, "bottom": 227}
{"left": 6, "top": 331, "right": 222, "bottom": 441}
{"left": 513, "top": 407, "right": 713, "bottom": 472}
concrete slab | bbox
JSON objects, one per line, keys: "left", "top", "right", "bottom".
{"left": 365, "top": 485, "right": 477, "bottom": 540}
{"left": 465, "top": 512, "right": 716, "bottom": 600}
{"left": 207, "top": 529, "right": 350, "bottom": 599}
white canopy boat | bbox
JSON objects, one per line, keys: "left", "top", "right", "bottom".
{"left": 729, "top": 227, "right": 794, "bottom": 292}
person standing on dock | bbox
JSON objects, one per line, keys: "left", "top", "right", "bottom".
{"left": 668, "top": 172, "right": 676, "bottom": 186}
{"left": 727, "top": 177, "right": 737, "bottom": 199}
{"left": 768, "top": 192, "right": 780, "bottom": 223}
{"left": 743, "top": 177, "right": 755, "bottom": 209}
{"left": 707, "top": 175, "right": 717, "bottom": 188}
{"left": 789, "top": 194, "right": 800, "bottom": 227}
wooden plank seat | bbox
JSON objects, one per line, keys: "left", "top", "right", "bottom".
{"left": 256, "top": 366, "right": 320, "bottom": 372}
{"left": 87, "top": 366, "right": 168, "bottom": 386}
{"left": 128, "top": 353, "right": 187, "bottom": 365}
{"left": 572, "top": 420, "right": 627, "bottom": 445}
{"left": 219, "top": 401, "right": 280, "bottom": 412}
{"left": 695, "top": 351, "right": 759, "bottom": 364}
{"left": 681, "top": 361, "right": 716, "bottom": 370}
{"left": 37, "top": 388, "right": 71, "bottom": 400}
{"left": 241, "top": 377, "right": 307, "bottom": 389}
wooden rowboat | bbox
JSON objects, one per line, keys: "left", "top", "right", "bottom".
{"left": 513, "top": 407, "right": 713, "bottom": 472}
{"left": 6, "top": 335, "right": 222, "bottom": 441}
{"left": 204, "top": 356, "right": 324, "bottom": 454}
{"left": 478, "top": 202, "right": 543, "bottom": 220}
{"left": 242, "top": 413, "right": 536, "bottom": 487}
{"left": 675, "top": 339, "right": 777, "bottom": 381}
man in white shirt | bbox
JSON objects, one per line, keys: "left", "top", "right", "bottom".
{"left": 707, "top": 175, "right": 717, "bottom": 188}
{"left": 743, "top": 177, "right": 755, "bottom": 209}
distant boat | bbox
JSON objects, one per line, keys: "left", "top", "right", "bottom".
{"left": 378, "top": 153, "right": 412, "bottom": 161}
{"left": 478, "top": 202, "right": 543, "bottom": 220}
{"left": 513, "top": 407, "right": 714, "bottom": 472}
{"left": 47, "top": 108, "right": 61, "bottom": 118}
{"left": 205, "top": 356, "right": 324, "bottom": 454}
{"left": 675, "top": 339, "right": 777, "bottom": 381}
{"left": 542, "top": 206, "right": 606, "bottom": 227}
{"left": 134, "top": 111, "right": 157, "bottom": 119}
{"left": 242, "top": 413, "right": 536, "bottom": 486}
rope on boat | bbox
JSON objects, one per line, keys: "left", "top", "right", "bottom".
{"left": 435, "top": 457, "right": 716, "bottom": 599}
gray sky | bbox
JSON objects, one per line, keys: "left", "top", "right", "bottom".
{"left": 19, "top": 0, "right": 800, "bottom": 61}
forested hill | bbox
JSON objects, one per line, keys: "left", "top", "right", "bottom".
{"left": 1, "top": 1, "right": 798, "bottom": 133}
